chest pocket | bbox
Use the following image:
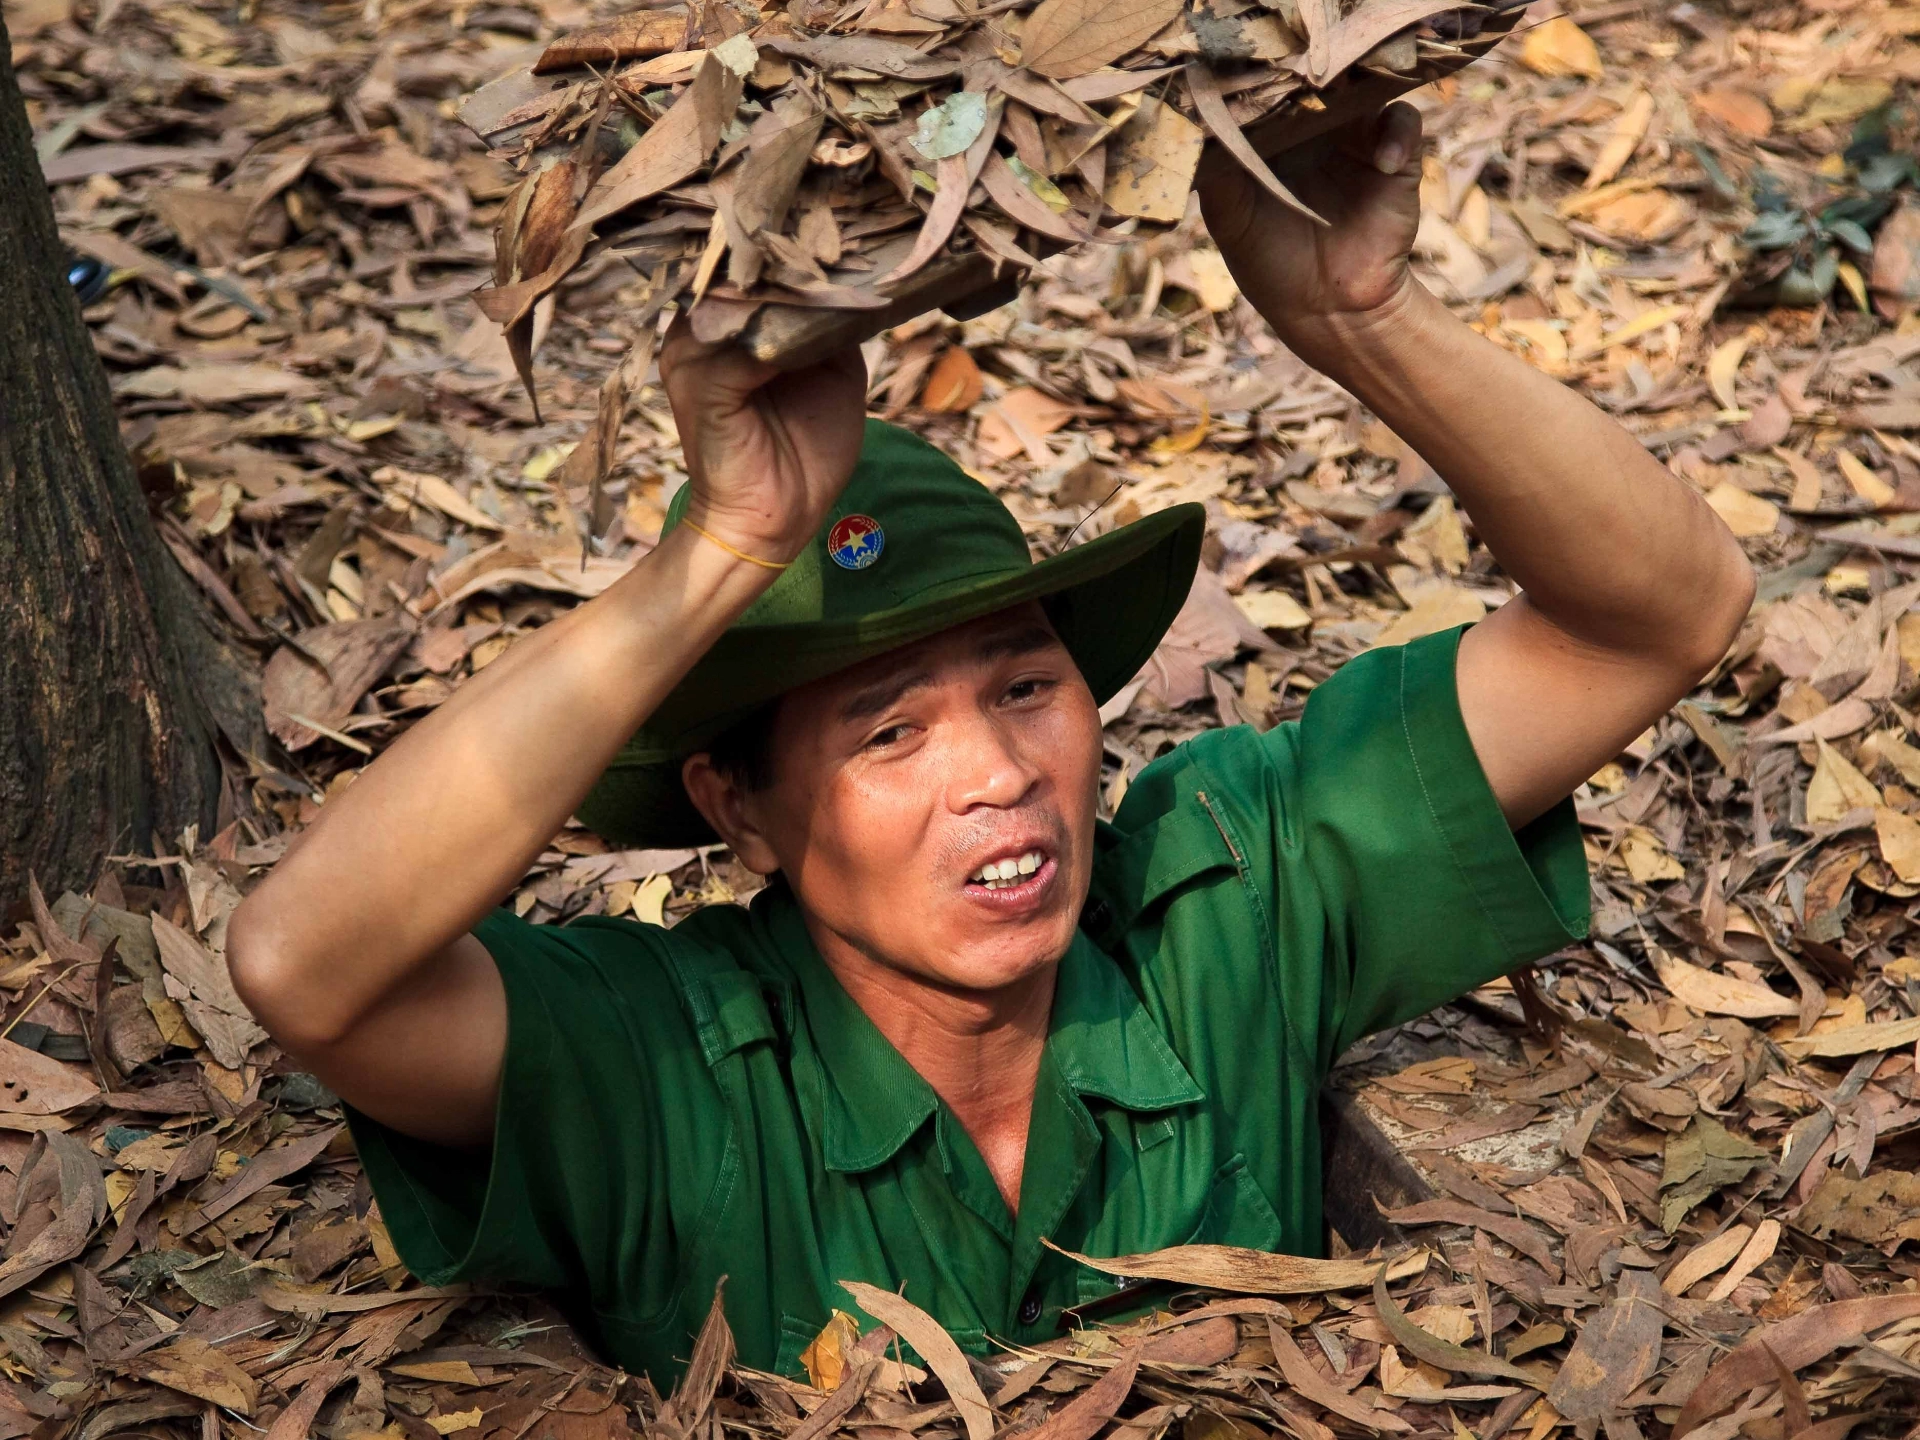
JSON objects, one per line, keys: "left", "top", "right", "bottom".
{"left": 1190, "top": 1152, "right": 1285, "bottom": 1251}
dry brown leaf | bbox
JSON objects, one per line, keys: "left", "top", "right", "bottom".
{"left": 1693, "top": 85, "right": 1773, "bottom": 137}
{"left": 1675, "top": 1296, "right": 1920, "bottom": 1437}
{"left": 838, "top": 1282, "right": 994, "bottom": 1440}
{"left": 1546, "top": 1270, "right": 1661, "bottom": 1420}
{"left": 1585, "top": 89, "right": 1653, "bottom": 190}
{"left": 262, "top": 614, "right": 415, "bottom": 753}
{"left": 1373, "top": 1267, "right": 1543, "bottom": 1385}
{"left": 1052, "top": 1240, "right": 1429, "bottom": 1295}
{"left": 1652, "top": 949, "right": 1797, "bottom": 1019}
{"left": 139, "top": 1335, "right": 261, "bottom": 1413}
{"left": 1019, "top": 1345, "right": 1140, "bottom": 1440}
{"left": 1103, "top": 95, "right": 1204, "bottom": 224}
{"left": 1267, "top": 1321, "right": 1414, "bottom": 1432}
{"left": 1704, "top": 483, "right": 1780, "bottom": 538}
{"left": 921, "top": 346, "right": 984, "bottom": 412}
{"left": 535, "top": 12, "right": 686, "bottom": 72}
{"left": 574, "top": 56, "right": 745, "bottom": 230}
{"left": 0, "top": 1039, "right": 98, "bottom": 1116}
{"left": 1371, "top": 584, "right": 1486, "bottom": 648}
{"left": 1808, "top": 737, "right": 1883, "bottom": 823}
{"left": 1661, "top": 1225, "right": 1751, "bottom": 1295}
{"left": 1519, "top": 16, "right": 1602, "bottom": 78}
{"left": 1782, "top": 1014, "right": 1920, "bottom": 1057}
{"left": 1876, "top": 806, "right": 1920, "bottom": 883}
{"left": 1019, "top": 0, "right": 1186, "bottom": 79}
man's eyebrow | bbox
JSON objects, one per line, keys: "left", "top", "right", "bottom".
{"left": 835, "top": 624, "right": 1062, "bottom": 724}
{"left": 838, "top": 667, "right": 935, "bottom": 723}
{"left": 974, "top": 623, "right": 1062, "bottom": 664}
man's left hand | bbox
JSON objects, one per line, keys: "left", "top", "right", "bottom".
{"left": 1198, "top": 103, "right": 1424, "bottom": 365}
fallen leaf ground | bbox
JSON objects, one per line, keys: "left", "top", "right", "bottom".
{"left": 16, "top": 0, "right": 1920, "bottom": 1432}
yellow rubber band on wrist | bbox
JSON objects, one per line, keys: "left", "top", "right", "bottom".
{"left": 681, "top": 519, "right": 791, "bottom": 571}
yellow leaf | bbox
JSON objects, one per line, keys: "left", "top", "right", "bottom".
{"left": 1582, "top": 189, "right": 1692, "bottom": 242}
{"left": 1409, "top": 1305, "right": 1476, "bottom": 1345}
{"left": 1150, "top": 400, "right": 1211, "bottom": 455}
{"left": 1619, "top": 828, "right": 1686, "bottom": 883}
{"left": 1504, "top": 318, "right": 1569, "bottom": 374}
{"left": 521, "top": 445, "right": 572, "bottom": 484}
{"left": 1788, "top": 77, "right": 1892, "bottom": 131}
{"left": 1704, "top": 482, "right": 1779, "bottom": 539}
{"left": 1808, "top": 736, "right": 1882, "bottom": 823}
{"left": 1371, "top": 585, "right": 1485, "bottom": 649}
{"left": 1397, "top": 495, "right": 1470, "bottom": 574}
{"left": 800, "top": 1310, "right": 860, "bottom": 1392}
{"left": 1707, "top": 325, "right": 1763, "bottom": 411}
{"left": 1838, "top": 259, "right": 1869, "bottom": 313}
{"left": 633, "top": 872, "right": 673, "bottom": 926}
{"left": 105, "top": 1169, "right": 138, "bottom": 1222}
{"left": 1826, "top": 565, "right": 1872, "bottom": 597}
{"left": 1571, "top": 303, "right": 1689, "bottom": 359}
{"left": 1774, "top": 445, "right": 1825, "bottom": 512}
{"left": 1558, "top": 176, "right": 1659, "bottom": 220}
{"left": 1838, "top": 450, "right": 1896, "bottom": 507}
{"left": 1585, "top": 89, "right": 1653, "bottom": 190}
{"left": 429, "top": 1410, "right": 484, "bottom": 1435}
{"left": 1519, "top": 15, "right": 1602, "bottom": 78}
{"left": 375, "top": 465, "right": 505, "bottom": 533}
{"left": 1652, "top": 948, "right": 1798, "bottom": 1018}
{"left": 1861, "top": 728, "right": 1920, "bottom": 788}
{"left": 1103, "top": 96, "right": 1203, "bottom": 224}
{"left": 1455, "top": 185, "right": 1489, "bottom": 250}
{"left": 1877, "top": 807, "right": 1920, "bottom": 884}
{"left": 1235, "top": 590, "right": 1312, "bottom": 631}
{"left": 392, "top": 1361, "right": 481, "bottom": 1385}
{"left": 1180, "top": 248, "right": 1239, "bottom": 313}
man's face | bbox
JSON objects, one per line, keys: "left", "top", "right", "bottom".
{"left": 719, "top": 604, "right": 1103, "bottom": 994}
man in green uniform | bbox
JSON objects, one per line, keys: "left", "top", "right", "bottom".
{"left": 228, "top": 105, "right": 1754, "bottom": 1383}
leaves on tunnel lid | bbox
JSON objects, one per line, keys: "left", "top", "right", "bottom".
{"left": 1018, "top": 0, "right": 1187, "bottom": 79}
{"left": 913, "top": 91, "right": 990, "bottom": 162}
{"left": 464, "top": 0, "right": 1508, "bottom": 387}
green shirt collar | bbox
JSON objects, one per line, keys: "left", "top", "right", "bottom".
{"left": 763, "top": 885, "right": 1204, "bottom": 1175}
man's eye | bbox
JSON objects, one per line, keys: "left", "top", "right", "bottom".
{"left": 1006, "top": 678, "right": 1052, "bottom": 703}
{"left": 866, "top": 724, "right": 911, "bottom": 749}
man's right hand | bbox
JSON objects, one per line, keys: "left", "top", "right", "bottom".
{"left": 227, "top": 329, "right": 869, "bottom": 1150}
{"left": 662, "top": 320, "right": 868, "bottom": 566}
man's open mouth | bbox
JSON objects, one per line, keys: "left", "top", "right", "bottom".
{"left": 967, "top": 849, "right": 1046, "bottom": 889}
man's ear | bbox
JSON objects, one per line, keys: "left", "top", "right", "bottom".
{"left": 681, "top": 755, "right": 781, "bottom": 875}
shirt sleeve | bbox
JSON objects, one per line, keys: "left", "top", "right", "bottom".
{"left": 342, "top": 908, "right": 714, "bottom": 1306}
{"left": 1262, "top": 624, "right": 1590, "bottom": 1064}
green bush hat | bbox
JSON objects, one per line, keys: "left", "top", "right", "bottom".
{"left": 577, "top": 420, "right": 1205, "bottom": 847}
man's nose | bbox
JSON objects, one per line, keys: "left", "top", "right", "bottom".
{"left": 947, "top": 713, "right": 1039, "bottom": 811}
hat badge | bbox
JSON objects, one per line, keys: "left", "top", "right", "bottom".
{"left": 827, "top": 514, "right": 885, "bottom": 570}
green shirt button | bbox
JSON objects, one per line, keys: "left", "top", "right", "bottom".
{"left": 1017, "top": 1289, "right": 1042, "bottom": 1326}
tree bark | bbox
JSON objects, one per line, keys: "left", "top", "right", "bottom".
{"left": 0, "top": 15, "right": 263, "bottom": 908}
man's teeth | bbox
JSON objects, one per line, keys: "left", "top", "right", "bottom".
{"left": 969, "top": 851, "right": 1044, "bottom": 888}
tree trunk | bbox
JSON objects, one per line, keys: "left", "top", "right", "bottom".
{"left": 0, "top": 15, "right": 263, "bottom": 908}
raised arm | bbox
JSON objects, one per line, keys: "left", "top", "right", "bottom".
{"left": 1202, "top": 104, "right": 1755, "bottom": 829}
{"left": 225, "top": 332, "right": 866, "bottom": 1147}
